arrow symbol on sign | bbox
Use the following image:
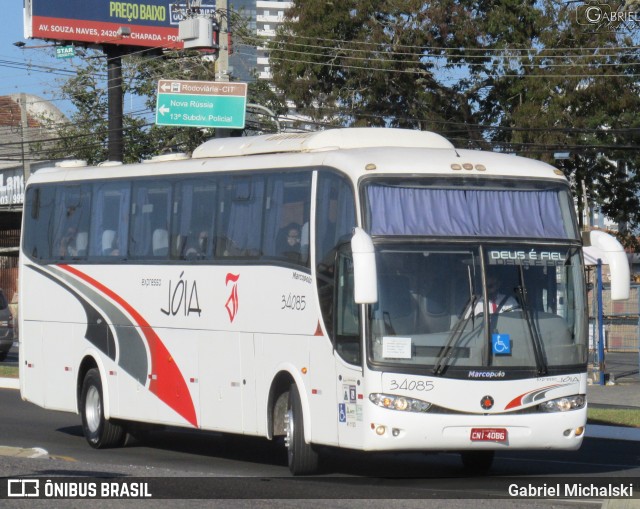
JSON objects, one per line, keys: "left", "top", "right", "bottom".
{"left": 160, "top": 83, "right": 171, "bottom": 92}
{"left": 158, "top": 104, "right": 170, "bottom": 116}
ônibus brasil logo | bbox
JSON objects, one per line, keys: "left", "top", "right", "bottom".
{"left": 225, "top": 273, "right": 240, "bottom": 322}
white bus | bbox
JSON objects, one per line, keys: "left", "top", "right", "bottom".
{"left": 19, "top": 128, "right": 629, "bottom": 475}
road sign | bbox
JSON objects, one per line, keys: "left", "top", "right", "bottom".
{"left": 155, "top": 80, "right": 247, "bottom": 129}
{"left": 55, "top": 46, "right": 75, "bottom": 59}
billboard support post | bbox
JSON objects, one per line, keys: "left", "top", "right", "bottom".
{"left": 106, "top": 45, "right": 124, "bottom": 162}
{"left": 25, "top": 1, "right": 215, "bottom": 163}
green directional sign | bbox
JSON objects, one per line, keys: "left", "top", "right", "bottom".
{"left": 55, "top": 46, "right": 75, "bottom": 59}
{"left": 155, "top": 80, "right": 247, "bottom": 129}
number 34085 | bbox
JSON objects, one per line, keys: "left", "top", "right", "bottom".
{"left": 388, "top": 379, "right": 434, "bottom": 392}
{"left": 281, "top": 294, "right": 306, "bottom": 311}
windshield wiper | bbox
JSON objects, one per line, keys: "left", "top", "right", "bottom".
{"left": 516, "top": 265, "right": 548, "bottom": 376}
{"left": 433, "top": 294, "right": 477, "bottom": 376}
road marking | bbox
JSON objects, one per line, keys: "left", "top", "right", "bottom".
{"left": 49, "top": 454, "right": 77, "bottom": 462}
{"left": 0, "top": 446, "right": 48, "bottom": 458}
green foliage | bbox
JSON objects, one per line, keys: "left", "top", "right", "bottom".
{"left": 38, "top": 2, "right": 640, "bottom": 233}
{"left": 270, "top": 0, "right": 483, "bottom": 136}
{"left": 588, "top": 407, "right": 640, "bottom": 428}
{"left": 40, "top": 53, "right": 158, "bottom": 164}
{"left": 481, "top": 0, "right": 640, "bottom": 235}
{"left": 40, "top": 43, "right": 285, "bottom": 164}
{"left": 0, "top": 366, "right": 17, "bottom": 378}
{"left": 270, "top": 0, "right": 640, "bottom": 233}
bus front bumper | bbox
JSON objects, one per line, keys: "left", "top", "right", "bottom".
{"left": 358, "top": 407, "right": 587, "bottom": 452}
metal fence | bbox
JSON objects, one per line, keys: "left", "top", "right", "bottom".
{"left": 590, "top": 283, "right": 640, "bottom": 353}
{"left": 588, "top": 279, "right": 640, "bottom": 382}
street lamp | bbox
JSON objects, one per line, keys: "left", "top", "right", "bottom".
{"left": 13, "top": 41, "right": 56, "bottom": 49}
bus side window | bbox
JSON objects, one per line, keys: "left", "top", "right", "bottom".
{"left": 315, "top": 171, "right": 357, "bottom": 343}
{"left": 335, "top": 250, "right": 361, "bottom": 365}
{"left": 217, "top": 176, "right": 265, "bottom": 258}
{"left": 171, "top": 178, "right": 217, "bottom": 261}
{"left": 24, "top": 185, "right": 56, "bottom": 260}
{"left": 53, "top": 185, "right": 91, "bottom": 260}
{"left": 89, "top": 182, "right": 130, "bottom": 259}
{"left": 263, "top": 172, "right": 311, "bottom": 266}
{"left": 129, "top": 181, "right": 171, "bottom": 259}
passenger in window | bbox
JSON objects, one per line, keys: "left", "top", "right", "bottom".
{"left": 102, "top": 230, "right": 119, "bottom": 256}
{"left": 75, "top": 232, "right": 88, "bottom": 257}
{"left": 185, "top": 230, "right": 209, "bottom": 259}
{"left": 277, "top": 223, "right": 301, "bottom": 261}
{"left": 198, "top": 230, "right": 209, "bottom": 254}
{"left": 152, "top": 228, "right": 169, "bottom": 256}
{"left": 59, "top": 226, "right": 77, "bottom": 257}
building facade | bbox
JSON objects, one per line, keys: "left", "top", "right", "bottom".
{"left": 229, "top": 0, "right": 292, "bottom": 81}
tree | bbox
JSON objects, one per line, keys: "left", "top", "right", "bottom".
{"left": 270, "top": 0, "right": 640, "bottom": 237}
{"left": 40, "top": 46, "right": 286, "bottom": 164}
{"left": 481, "top": 0, "right": 640, "bottom": 238}
{"left": 38, "top": 55, "right": 152, "bottom": 165}
{"left": 269, "top": 0, "right": 485, "bottom": 138}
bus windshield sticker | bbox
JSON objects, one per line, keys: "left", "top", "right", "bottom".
{"left": 492, "top": 333, "right": 511, "bottom": 355}
{"left": 382, "top": 336, "right": 412, "bottom": 359}
{"left": 488, "top": 249, "right": 566, "bottom": 266}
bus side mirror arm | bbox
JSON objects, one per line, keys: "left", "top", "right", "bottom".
{"left": 351, "top": 227, "right": 378, "bottom": 304}
{"left": 588, "top": 230, "right": 630, "bottom": 301}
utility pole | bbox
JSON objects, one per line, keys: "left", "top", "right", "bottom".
{"left": 18, "top": 93, "right": 31, "bottom": 182}
{"left": 215, "top": 0, "right": 230, "bottom": 139}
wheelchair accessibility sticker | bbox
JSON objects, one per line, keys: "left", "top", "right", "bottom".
{"left": 492, "top": 333, "right": 511, "bottom": 355}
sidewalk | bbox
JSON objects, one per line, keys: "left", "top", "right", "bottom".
{"left": 587, "top": 380, "right": 640, "bottom": 409}
{"left": 0, "top": 377, "right": 18, "bottom": 390}
{"left": 588, "top": 350, "right": 640, "bottom": 408}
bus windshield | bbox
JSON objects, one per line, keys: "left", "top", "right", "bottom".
{"left": 367, "top": 243, "right": 587, "bottom": 375}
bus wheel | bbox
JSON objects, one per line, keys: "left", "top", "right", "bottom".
{"left": 80, "top": 368, "right": 126, "bottom": 449}
{"left": 460, "top": 450, "right": 494, "bottom": 474}
{"left": 284, "top": 384, "right": 319, "bottom": 475}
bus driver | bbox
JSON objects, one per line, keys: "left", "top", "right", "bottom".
{"left": 472, "top": 273, "right": 519, "bottom": 316}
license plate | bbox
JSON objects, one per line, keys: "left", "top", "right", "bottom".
{"left": 470, "top": 428, "right": 508, "bottom": 442}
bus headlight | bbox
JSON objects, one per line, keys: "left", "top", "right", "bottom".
{"left": 369, "top": 393, "right": 431, "bottom": 413}
{"left": 539, "top": 395, "right": 586, "bottom": 412}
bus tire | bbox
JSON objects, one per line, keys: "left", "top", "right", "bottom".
{"left": 284, "top": 384, "right": 319, "bottom": 475}
{"left": 460, "top": 450, "right": 494, "bottom": 474}
{"left": 80, "top": 368, "right": 126, "bottom": 449}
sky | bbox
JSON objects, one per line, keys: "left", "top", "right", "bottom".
{"left": 0, "top": 1, "right": 79, "bottom": 116}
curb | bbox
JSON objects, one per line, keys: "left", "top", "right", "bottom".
{"left": 0, "top": 377, "right": 18, "bottom": 390}
{"left": 0, "top": 446, "right": 48, "bottom": 459}
{"left": 586, "top": 424, "right": 640, "bottom": 442}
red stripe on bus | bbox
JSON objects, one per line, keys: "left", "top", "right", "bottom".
{"left": 58, "top": 264, "right": 198, "bottom": 428}
{"left": 504, "top": 384, "right": 561, "bottom": 410}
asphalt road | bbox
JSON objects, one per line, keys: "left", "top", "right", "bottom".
{"left": 0, "top": 388, "right": 639, "bottom": 506}
{"left": 1, "top": 343, "right": 639, "bottom": 507}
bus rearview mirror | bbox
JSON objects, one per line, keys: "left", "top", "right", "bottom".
{"left": 351, "top": 227, "right": 378, "bottom": 304}
{"left": 588, "top": 230, "right": 630, "bottom": 301}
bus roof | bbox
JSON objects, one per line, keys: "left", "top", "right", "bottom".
{"left": 28, "top": 128, "right": 566, "bottom": 185}
{"left": 191, "top": 128, "right": 455, "bottom": 159}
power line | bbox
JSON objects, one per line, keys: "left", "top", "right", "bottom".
{"left": 273, "top": 33, "right": 640, "bottom": 55}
